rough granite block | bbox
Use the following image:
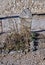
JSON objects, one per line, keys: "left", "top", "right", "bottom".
{"left": 31, "top": 0, "right": 45, "bottom": 14}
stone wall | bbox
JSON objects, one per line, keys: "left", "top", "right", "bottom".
{"left": 0, "top": 0, "right": 45, "bottom": 49}
{"left": 0, "top": 0, "right": 45, "bottom": 65}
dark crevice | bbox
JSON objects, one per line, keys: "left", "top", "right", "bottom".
{"left": 43, "top": 58, "right": 45, "bottom": 60}
{"left": 0, "top": 15, "right": 20, "bottom": 20}
{"left": 31, "top": 30, "right": 45, "bottom": 33}
{"left": 32, "top": 13, "right": 45, "bottom": 15}
{"left": 33, "top": 41, "right": 38, "bottom": 46}
{"left": 33, "top": 33, "right": 39, "bottom": 51}
{"left": 33, "top": 46, "right": 38, "bottom": 51}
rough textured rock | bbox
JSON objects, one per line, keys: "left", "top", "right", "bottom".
{"left": 0, "top": 49, "right": 45, "bottom": 65}
{"left": 20, "top": 8, "right": 32, "bottom": 18}
{"left": 0, "top": 0, "right": 45, "bottom": 65}
{"left": 0, "top": 0, "right": 45, "bottom": 15}
{"left": 0, "top": 0, "right": 31, "bottom": 17}
{"left": 31, "top": 0, "right": 45, "bottom": 14}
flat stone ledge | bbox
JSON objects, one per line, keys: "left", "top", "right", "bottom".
{"left": 31, "top": 15, "right": 45, "bottom": 32}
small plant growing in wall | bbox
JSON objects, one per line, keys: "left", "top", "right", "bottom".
{"left": 4, "top": 33, "right": 27, "bottom": 53}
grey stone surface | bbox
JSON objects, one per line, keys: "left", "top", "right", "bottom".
{"left": 20, "top": 8, "right": 32, "bottom": 18}
{"left": 38, "top": 39, "right": 45, "bottom": 49}
{"left": 2, "top": 18, "right": 21, "bottom": 33}
{"left": 0, "top": 0, "right": 31, "bottom": 16}
{"left": 0, "top": 0, "right": 45, "bottom": 15}
{"left": 0, "top": 49, "right": 45, "bottom": 65}
{"left": 31, "top": 15, "right": 45, "bottom": 31}
{"left": 0, "top": 0, "right": 45, "bottom": 65}
{"left": 31, "top": 0, "right": 45, "bottom": 14}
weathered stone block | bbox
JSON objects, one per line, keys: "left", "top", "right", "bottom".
{"left": 2, "top": 18, "right": 21, "bottom": 33}
{"left": 31, "top": 15, "right": 45, "bottom": 31}
{"left": 0, "top": 0, "right": 31, "bottom": 16}
{"left": 31, "top": 0, "right": 45, "bottom": 14}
